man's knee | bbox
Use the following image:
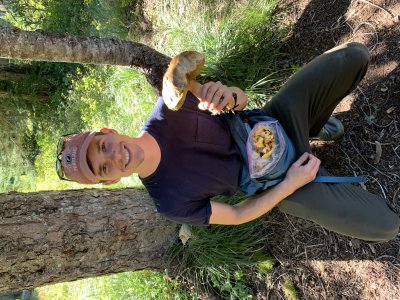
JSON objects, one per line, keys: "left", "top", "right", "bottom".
{"left": 372, "top": 209, "right": 400, "bottom": 242}
{"left": 346, "top": 42, "right": 370, "bottom": 67}
{"left": 327, "top": 42, "right": 370, "bottom": 70}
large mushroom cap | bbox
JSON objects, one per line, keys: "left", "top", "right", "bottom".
{"left": 162, "top": 51, "right": 205, "bottom": 111}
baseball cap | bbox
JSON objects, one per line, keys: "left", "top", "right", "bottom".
{"left": 56, "top": 131, "right": 99, "bottom": 184}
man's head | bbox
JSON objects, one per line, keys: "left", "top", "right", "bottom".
{"left": 56, "top": 128, "right": 142, "bottom": 185}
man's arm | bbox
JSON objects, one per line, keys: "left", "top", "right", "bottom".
{"left": 209, "top": 152, "right": 321, "bottom": 225}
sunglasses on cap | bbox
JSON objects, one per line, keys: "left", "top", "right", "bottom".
{"left": 55, "top": 133, "right": 76, "bottom": 181}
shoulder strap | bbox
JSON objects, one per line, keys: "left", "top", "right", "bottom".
{"left": 313, "top": 176, "right": 367, "bottom": 183}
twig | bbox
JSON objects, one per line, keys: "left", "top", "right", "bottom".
{"left": 355, "top": 0, "right": 395, "bottom": 18}
{"left": 352, "top": 22, "right": 379, "bottom": 51}
{"left": 340, "top": 148, "right": 364, "bottom": 173}
{"left": 357, "top": 87, "right": 372, "bottom": 116}
{"left": 391, "top": 145, "right": 400, "bottom": 160}
{"left": 365, "top": 141, "right": 392, "bottom": 146}
{"left": 393, "top": 186, "right": 400, "bottom": 204}
{"left": 369, "top": 176, "right": 387, "bottom": 199}
{"left": 348, "top": 136, "right": 398, "bottom": 183}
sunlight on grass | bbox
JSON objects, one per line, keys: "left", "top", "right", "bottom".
{"left": 36, "top": 270, "right": 195, "bottom": 300}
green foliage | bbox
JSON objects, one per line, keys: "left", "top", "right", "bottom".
{"left": 148, "top": 0, "right": 290, "bottom": 107}
{"left": 283, "top": 280, "right": 299, "bottom": 300}
{"left": 0, "top": 60, "right": 83, "bottom": 192}
{"left": 168, "top": 194, "right": 273, "bottom": 299}
{"left": 36, "top": 270, "right": 196, "bottom": 300}
{"left": 2, "top": 0, "right": 137, "bottom": 38}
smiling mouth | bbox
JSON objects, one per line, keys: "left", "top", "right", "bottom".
{"left": 124, "top": 147, "right": 130, "bottom": 168}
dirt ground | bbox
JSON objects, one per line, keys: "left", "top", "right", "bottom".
{"left": 261, "top": 0, "right": 400, "bottom": 299}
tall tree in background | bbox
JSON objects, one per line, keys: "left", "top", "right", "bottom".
{"left": 0, "top": 27, "right": 175, "bottom": 293}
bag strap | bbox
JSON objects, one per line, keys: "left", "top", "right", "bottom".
{"left": 239, "top": 115, "right": 368, "bottom": 185}
{"left": 313, "top": 176, "right": 367, "bottom": 183}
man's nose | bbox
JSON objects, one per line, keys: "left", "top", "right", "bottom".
{"left": 108, "top": 148, "right": 121, "bottom": 162}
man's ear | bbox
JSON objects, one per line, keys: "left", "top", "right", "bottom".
{"left": 100, "top": 128, "right": 118, "bottom": 134}
{"left": 102, "top": 178, "right": 121, "bottom": 185}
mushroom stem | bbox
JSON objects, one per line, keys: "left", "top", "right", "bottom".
{"left": 188, "top": 80, "right": 203, "bottom": 100}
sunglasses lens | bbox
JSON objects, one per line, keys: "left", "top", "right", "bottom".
{"left": 56, "top": 160, "right": 62, "bottom": 176}
{"left": 56, "top": 136, "right": 67, "bottom": 180}
{"left": 57, "top": 137, "right": 64, "bottom": 156}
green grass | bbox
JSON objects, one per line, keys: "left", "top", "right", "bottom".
{"left": 167, "top": 194, "right": 273, "bottom": 298}
{"left": 36, "top": 270, "right": 197, "bottom": 300}
{"left": 146, "top": 0, "right": 289, "bottom": 106}
{"left": 283, "top": 280, "right": 299, "bottom": 300}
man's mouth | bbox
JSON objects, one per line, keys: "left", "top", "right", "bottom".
{"left": 124, "top": 146, "right": 130, "bottom": 168}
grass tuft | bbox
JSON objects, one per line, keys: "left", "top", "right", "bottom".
{"left": 283, "top": 279, "right": 299, "bottom": 300}
{"left": 167, "top": 194, "right": 273, "bottom": 298}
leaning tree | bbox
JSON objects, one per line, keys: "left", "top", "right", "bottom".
{"left": 0, "top": 27, "right": 178, "bottom": 293}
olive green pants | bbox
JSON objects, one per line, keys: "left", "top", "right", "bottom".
{"left": 262, "top": 42, "right": 399, "bottom": 242}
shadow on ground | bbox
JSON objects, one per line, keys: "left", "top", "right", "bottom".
{"left": 262, "top": 0, "right": 400, "bottom": 298}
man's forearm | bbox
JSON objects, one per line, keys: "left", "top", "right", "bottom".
{"left": 233, "top": 180, "right": 295, "bottom": 224}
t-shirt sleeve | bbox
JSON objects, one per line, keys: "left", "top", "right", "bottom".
{"left": 158, "top": 200, "right": 212, "bottom": 226}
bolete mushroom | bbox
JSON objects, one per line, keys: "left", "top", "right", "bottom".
{"left": 162, "top": 51, "right": 205, "bottom": 111}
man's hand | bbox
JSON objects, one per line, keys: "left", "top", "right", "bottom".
{"left": 284, "top": 152, "right": 321, "bottom": 192}
{"left": 197, "top": 81, "right": 248, "bottom": 113}
{"left": 198, "top": 81, "right": 234, "bottom": 113}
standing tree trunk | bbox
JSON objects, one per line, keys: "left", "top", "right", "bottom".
{"left": 0, "top": 27, "right": 171, "bottom": 95}
{"left": 0, "top": 188, "right": 176, "bottom": 293}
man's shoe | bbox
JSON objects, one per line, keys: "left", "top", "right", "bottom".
{"left": 311, "top": 116, "right": 344, "bottom": 141}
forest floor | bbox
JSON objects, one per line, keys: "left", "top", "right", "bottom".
{"left": 140, "top": 0, "right": 400, "bottom": 299}
{"left": 260, "top": 0, "right": 400, "bottom": 299}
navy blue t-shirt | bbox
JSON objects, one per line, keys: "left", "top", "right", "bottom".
{"left": 140, "top": 92, "right": 242, "bottom": 225}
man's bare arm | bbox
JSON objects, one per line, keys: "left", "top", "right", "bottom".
{"left": 209, "top": 153, "right": 321, "bottom": 225}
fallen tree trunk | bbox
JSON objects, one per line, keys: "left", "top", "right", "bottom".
{"left": 0, "top": 188, "right": 176, "bottom": 293}
{"left": 0, "top": 27, "right": 170, "bottom": 94}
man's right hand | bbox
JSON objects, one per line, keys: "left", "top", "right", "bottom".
{"left": 283, "top": 152, "right": 321, "bottom": 192}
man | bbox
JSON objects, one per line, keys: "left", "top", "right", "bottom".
{"left": 56, "top": 43, "right": 399, "bottom": 242}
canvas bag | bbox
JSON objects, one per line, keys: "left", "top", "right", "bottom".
{"left": 223, "top": 109, "right": 296, "bottom": 195}
{"left": 223, "top": 109, "right": 367, "bottom": 196}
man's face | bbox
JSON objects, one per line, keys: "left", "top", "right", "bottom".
{"left": 86, "top": 129, "right": 144, "bottom": 184}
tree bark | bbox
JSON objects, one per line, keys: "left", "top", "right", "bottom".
{"left": 0, "top": 188, "right": 177, "bottom": 293}
{"left": 0, "top": 27, "right": 171, "bottom": 95}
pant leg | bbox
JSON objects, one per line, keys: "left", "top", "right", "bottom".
{"left": 278, "top": 167, "right": 400, "bottom": 242}
{"left": 262, "top": 43, "right": 399, "bottom": 241}
{"left": 262, "top": 42, "right": 370, "bottom": 153}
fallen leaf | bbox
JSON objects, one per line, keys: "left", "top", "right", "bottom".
{"left": 368, "top": 243, "right": 376, "bottom": 254}
{"left": 374, "top": 141, "right": 382, "bottom": 164}
{"left": 386, "top": 106, "right": 395, "bottom": 114}
{"left": 179, "top": 224, "right": 192, "bottom": 245}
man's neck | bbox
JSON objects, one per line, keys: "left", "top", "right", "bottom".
{"left": 135, "top": 131, "right": 161, "bottom": 178}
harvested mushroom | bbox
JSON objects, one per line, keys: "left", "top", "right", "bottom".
{"left": 162, "top": 51, "right": 205, "bottom": 111}
{"left": 252, "top": 127, "right": 275, "bottom": 160}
